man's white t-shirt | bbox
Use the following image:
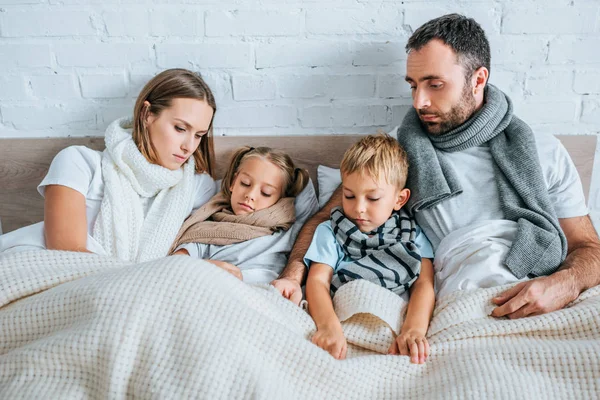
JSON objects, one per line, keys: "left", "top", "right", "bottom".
{"left": 0, "top": 146, "right": 217, "bottom": 254}
{"left": 414, "top": 132, "right": 588, "bottom": 299}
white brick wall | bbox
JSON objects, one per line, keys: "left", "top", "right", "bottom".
{"left": 0, "top": 0, "right": 599, "bottom": 138}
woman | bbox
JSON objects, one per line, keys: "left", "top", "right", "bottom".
{"left": 1, "top": 69, "right": 218, "bottom": 262}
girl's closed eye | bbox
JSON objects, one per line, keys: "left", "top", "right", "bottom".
{"left": 175, "top": 125, "right": 185, "bottom": 132}
{"left": 368, "top": 198, "right": 380, "bottom": 202}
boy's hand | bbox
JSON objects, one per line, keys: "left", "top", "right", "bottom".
{"left": 388, "top": 329, "right": 429, "bottom": 364}
{"left": 271, "top": 277, "right": 303, "bottom": 305}
{"left": 206, "top": 260, "right": 243, "bottom": 280}
{"left": 312, "top": 325, "right": 348, "bottom": 360}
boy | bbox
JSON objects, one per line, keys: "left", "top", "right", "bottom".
{"left": 304, "top": 133, "right": 435, "bottom": 364}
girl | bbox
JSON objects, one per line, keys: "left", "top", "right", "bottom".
{"left": 171, "top": 146, "right": 318, "bottom": 284}
{"left": 0, "top": 69, "right": 218, "bottom": 262}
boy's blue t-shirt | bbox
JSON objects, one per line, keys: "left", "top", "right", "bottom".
{"left": 304, "top": 220, "right": 434, "bottom": 271}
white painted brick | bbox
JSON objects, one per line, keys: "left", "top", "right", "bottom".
{"left": 581, "top": 97, "right": 600, "bottom": 124}
{"left": 157, "top": 44, "right": 251, "bottom": 69}
{"left": 0, "top": 44, "right": 51, "bottom": 69}
{"left": 0, "top": 76, "right": 28, "bottom": 100}
{"left": 80, "top": 74, "right": 127, "bottom": 98}
{"left": 215, "top": 106, "right": 296, "bottom": 128}
{"left": 352, "top": 42, "right": 406, "bottom": 66}
{"left": 277, "top": 75, "right": 375, "bottom": 99}
{"left": 301, "top": 105, "right": 389, "bottom": 128}
{"left": 306, "top": 7, "right": 402, "bottom": 35}
{"left": 574, "top": 71, "right": 600, "bottom": 95}
{"left": 488, "top": 69, "right": 525, "bottom": 101}
{"left": 525, "top": 70, "right": 574, "bottom": 96}
{"left": 256, "top": 42, "right": 352, "bottom": 68}
{"left": 206, "top": 10, "right": 303, "bottom": 37}
{"left": 1, "top": 105, "right": 96, "bottom": 130}
{"left": 232, "top": 75, "right": 276, "bottom": 101}
{"left": 391, "top": 105, "right": 411, "bottom": 126}
{"left": 103, "top": 8, "right": 150, "bottom": 36}
{"left": 29, "top": 74, "right": 80, "bottom": 99}
{"left": 489, "top": 36, "right": 548, "bottom": 66}
{"left": 517, "top": 100, "right": 578, "bottom": 124}
{"left": 55, "top": 44, "right": 152, "bottom": 67}
{"left": 0, "top": 10, "right": 97, "bottom": 37}
{"left": 96, "top": 101, "right": 136, "bottom": 126}
{"left": 503, "top": 7, "right": 599, "bottom": 34}
{"left": 278, "top": 75, "right": 328, "bottom": 98}
{"left": 150, "top": 8, "right": 203, "bottom": 37}
{"left": 128, "top": 73, "right": 157, "bottom": 98}
{"left": 378, "top": 74, "right": 410, "bottom": 99}
{"left": 549, "top": 38, "right": 600, "bottom": 64}
{"left": 405, "top": 4, "right": 501, "bottom": 34}
{"left": 200, "top": 72, "right": 234, "bottom": 105}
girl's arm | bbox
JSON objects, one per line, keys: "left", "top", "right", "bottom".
{"left": 171, "top": 248, "right": 242, "bottom": 280}
{"left": 44, "top": 185, "right": 89, "bottom": 252}
{"left": 389, "top": 258, "right": 435, "bottom": 364}
{"left": 306, "top": 262, "right": 347, "bottom": 360}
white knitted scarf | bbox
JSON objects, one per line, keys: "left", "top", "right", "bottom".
{"left": 93, "top": 117, "right": 196, "bottom": 262}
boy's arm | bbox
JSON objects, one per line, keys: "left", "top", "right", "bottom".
{"left": 306, "top": 262, "right": 347, "bottom": 360}
{"left": 389, "top": 258, "right": 435, "bottom": 364}
{"left": 271, "top": 186, "right": 342, "bottom": 304}
{"left": 402, "top": 258, "right": 435, "bottom": 335}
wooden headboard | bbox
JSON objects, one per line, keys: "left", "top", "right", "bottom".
{"left": 0, "top": 135, "right": 597, "bottom": 234}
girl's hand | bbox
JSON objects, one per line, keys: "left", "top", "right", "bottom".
{"left": 206, "top": 259, "right": 243, "bottom": 280}
{"left": 388, "top": 329, "right": 429, "bottom": 364}
{"left": 172, "top": 249, "right": 190, "bottom": 256}
{"left": 312, "top": 324, "right": 347, "bottom": 360}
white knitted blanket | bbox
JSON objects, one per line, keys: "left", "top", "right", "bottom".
{"left": 1, "top": 250, "right": 599, "bottom": 399}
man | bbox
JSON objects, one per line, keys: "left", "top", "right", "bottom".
{"left": 272, "top": 14, "right": 600, "bottom": 319}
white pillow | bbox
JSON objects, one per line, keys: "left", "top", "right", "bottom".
{"left": 317, "top": 165, "right": 342, "bottom": 208}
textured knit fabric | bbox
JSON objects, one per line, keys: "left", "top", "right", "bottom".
{"left": 1, "top": 250, "right": 599, "bottom": 399}
{"left": 92, "top": 117, "right": 196, "bottom": 262}
{"left": 169, "top": 191, "right": 296, "bottom": 252}
{"left": 329, "top": 207, "right": 421, "bottom": 295}
{"left": 397, "top": 84, "right": 567, "bottom": 279}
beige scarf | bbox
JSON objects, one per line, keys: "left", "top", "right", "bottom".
{"left": 169, "top": 192, "right": 296, "bottom": 253}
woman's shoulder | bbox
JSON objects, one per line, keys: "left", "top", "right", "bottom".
{"left": 38, "top": 145, "right": 104, "bottom": 198}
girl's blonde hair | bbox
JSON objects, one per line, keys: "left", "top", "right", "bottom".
{"left": 341, "top": 132, "right": 409, "bottom": 189}
{"left": 221, "top": 146, "right": 309, "bottom": 199}
{"left": 132, "top": 68, "right": 217, "bottom": 177}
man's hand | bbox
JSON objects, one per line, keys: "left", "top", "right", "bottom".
{"left": 271, "top": 277, "right": 303, "bottom": 305}
{"left": 206, "top": 259, "right": 243, "bottom": 280}
{"left": 491, "top": 271, "right": 578, "bottom": 319}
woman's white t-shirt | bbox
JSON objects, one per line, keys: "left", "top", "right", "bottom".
{"left": 0, "top": 146, "right": 217, "bottom": 254}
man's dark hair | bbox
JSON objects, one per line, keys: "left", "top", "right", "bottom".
{"left": 406, "top": 14, "right": 491, "bottom": 81}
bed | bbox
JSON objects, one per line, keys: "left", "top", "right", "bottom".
{"left": 0, "top": 134, "right": 599, "bottom": 399}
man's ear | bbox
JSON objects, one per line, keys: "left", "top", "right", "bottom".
{"left": 394, "top": 188, "right": 410, "bottom": 211}
{"left": 472, "top": 66, "right": 489, "bottom": 95}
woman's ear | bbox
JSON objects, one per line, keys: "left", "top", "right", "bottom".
{"left": 393, "top": 188, "right": 411, "bottom": 211}
{"left": 143, "top": 101, "right": 155, "bottom": 125}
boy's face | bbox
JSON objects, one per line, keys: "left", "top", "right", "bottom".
{"left": 341, "top": 171, "right": 410, "bottom": 233}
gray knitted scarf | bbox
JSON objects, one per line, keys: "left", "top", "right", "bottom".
{"left": 330, "top": 207, "right": 421, "bottom": 295}
{"left": 396, "top": 84, "right": 567, "bottom": 279}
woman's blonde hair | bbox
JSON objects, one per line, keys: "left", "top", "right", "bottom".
{"left": 341, "top": 132, "right": 409, "bottom": 189}
{"left": 221, "top": 146, "right": 309, "bottom": 199}
{"left": 132, "top": 68, "right": 216, "bottom": 177}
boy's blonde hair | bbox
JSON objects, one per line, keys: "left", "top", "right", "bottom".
{"left": 340, "top": 133, "right": 409, "bottom": 189}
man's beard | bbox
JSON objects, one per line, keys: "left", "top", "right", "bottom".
{"left": 418, "top": 81, "right": 477, "bottom": 136}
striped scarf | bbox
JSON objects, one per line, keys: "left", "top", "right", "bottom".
{"left": 330, "top": 207, "right": 422, "bottom": 295}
